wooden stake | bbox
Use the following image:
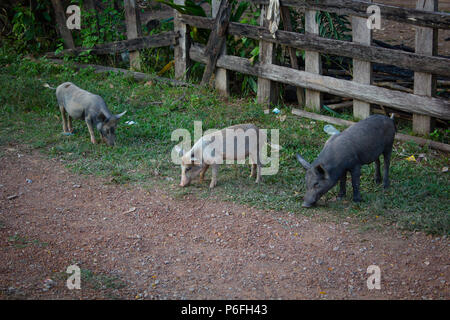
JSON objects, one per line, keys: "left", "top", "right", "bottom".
{"left": 124, "top": 0, "right": 142, "bottom": 71}
{"left": 413, "top": 0, "right": 438, "bottom": 135}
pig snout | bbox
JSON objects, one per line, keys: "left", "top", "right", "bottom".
{"left": 179, "top": 176, "right": 191, "bottom": 187}
{"left": 302, "top": 191, "right": 318, "bottom": 208}
{"left": 302, "top": 201, "right": 315, "bottom": 208}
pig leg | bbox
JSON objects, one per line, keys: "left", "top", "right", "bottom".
{"left": 199, "top": 164, "right": 209, "bottom": 183}
{"left": 209, "top": 164, "right": 218, "bottom": 189}
{"left": 250, "top": 153, "right": 261, "bottom": 183}
{"left": 337, "top": 172, "right": 347, "bottom": 200}
{"left": 67, "top": 116, "right": 73, "bottom": 133}
{"left": 255, "top": 164, "right": 261, "bottom": 183}
{"left": 85, "top": 117, "right": 97, "bottom": 144}
{"left": 250, "top": 164, "right": 257, "bottom": 178}
{"left": 59, "top": 105, "right": 68, "bottom": 133}
{"left": 350, "top": 165, "right": 362, "bottom": 202}
{"left": 383, "top": 150, "right": 392, "bottom": 189}
{"left": 374, "top": 158, "right": 382, "bottom": 184}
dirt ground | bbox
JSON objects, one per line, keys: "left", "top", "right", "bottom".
{"left": 0, "top": 145, "right": 448, "bottom": 300}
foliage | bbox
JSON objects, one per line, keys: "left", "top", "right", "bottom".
{"left": 68, "top": 0, "right": 126, "bottom": 64}
{"left": 9, "top": 0, "right": 55, "bottom": 53}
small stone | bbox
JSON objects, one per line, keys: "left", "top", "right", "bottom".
{"left": 72, "top": 184, "right": 81, "bottom": 188}
{"left": 333, "top": 246, "right": 340, "bottom": 251}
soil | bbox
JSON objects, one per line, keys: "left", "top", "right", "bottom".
{"left": 0, "top": 145, "right": 448, "bottom": 300}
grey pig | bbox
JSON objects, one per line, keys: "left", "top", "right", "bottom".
{"left": 296, "top": 114, "right": 395, "bottom": 207}
{"left": 47, "top": 82, "right": 126, "bottom": 146}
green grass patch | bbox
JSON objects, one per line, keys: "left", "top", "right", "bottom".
{"left": 0, "top": 48, "right": 448, "bottom": 235}
{"left": 7, "top": 233, "right": 49, "bottom": 249}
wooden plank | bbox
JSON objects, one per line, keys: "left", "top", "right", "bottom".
{"left": 291, "top": 108, "right": 450, "bottom": 152}
{"left": 304, "top": 9, "right": 322, "bottom": 112}
{"left": 257, "top": 5, "right": 278, "bottom": 111}
{"left": 50, "top": 0, "right": 75, "bottom": 49}
{"left": 280, "top": 6, "right": 305, "bottom": 106}
{"left": 179, "top": 15, "right": 450, "bottom": 77}
{"left": 174, "top": 0, "right": 191, "bottom": 80}
{"left": 201, "top": 0, "right": 231, "bottom": 86}
{"left": 212, "top": 0, "right": 230, "bottom": 96}
{"left": 413, "top": 0, "right": 438, "bottom": 135}
{"left": 49, "top": 58, "right": 199, "bottom": 88}
{"left": 124, "top": 0, "right": 142, "bottom": 71}
{"left": 252, "top": 0, "right": 450, "bottom": 29}
{"left": 189, "top": 44, "right": 450, "bottom": 119}
{"left": 352, "top": 0, "right": 372, "bottom": 120}
{"left": 45, "top": 32, "right": 178, "bottom": 57}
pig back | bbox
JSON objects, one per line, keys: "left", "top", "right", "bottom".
{"left": 320, "top": 115, "right": 395, "bottom": 166}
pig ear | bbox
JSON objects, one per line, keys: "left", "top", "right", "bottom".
{"left": 296, "top": 153, "right": 311, "bottom": 170}
{"left": 116, "top": 111, "right": 127, "bottom": 119}
{"left": 174, "top": 145, "right": 184, "bottom": 157}
{"left": 314, "top": 164, "right": 329, "bottom": 179}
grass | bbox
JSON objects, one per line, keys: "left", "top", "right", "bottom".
{"left": 7, "top": 233, "right": 49, "bottom": 249}
{"left": 0, "top": 48, "right": 448, "bottom": 235}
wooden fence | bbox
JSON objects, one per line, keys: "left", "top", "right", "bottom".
{"left": 49, "top": 0, "right": 450, "bottom": 140}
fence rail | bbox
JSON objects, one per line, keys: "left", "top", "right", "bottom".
{"left": 253, "top": 0, "right": 450, "bottom": 29}
{"left": 179, "top": 14, "right": 450, "bottom": 77}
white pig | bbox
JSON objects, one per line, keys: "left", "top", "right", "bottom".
{"left": 175, "top": 124, "right": 266, "bottom": 189}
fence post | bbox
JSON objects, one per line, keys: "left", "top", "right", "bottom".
{"left": 413, "top": 0, "right": 438, "bottom": 135}
{"left": 174, "top": 0, "right": 191, "bottom": 80}
{"left": 212, "top": 0, "right": 230, "bottom": 96}
{"left": 257, "top": 5, "right": 278, "bottom": 112}
{"left": 280, "top": 6, "right": 305, "bottom": 107}
{"left": 352, "top": 0, "right": 372, "bottom": 120}
{"left": 304, "top": 10, "right": 322, "bottom": 112}
{"left": 124, "top": 0, "right": 142, "bottom": 71}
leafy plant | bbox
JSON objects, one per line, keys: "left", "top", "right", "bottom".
{"left": 10, "top": 0, "right": 55, "bottom": 53}
{"left": 70, "top": 0, "right": 126, "bottom": 63}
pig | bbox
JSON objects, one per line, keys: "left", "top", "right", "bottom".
{"left": 296, "top": 114, "right": 396, "bottom": 207}
{"left": 174, "top": 124, "right": 265, "bottom": 189}
{"left": 48, "top": 82, "right": 126, "bottom": 146}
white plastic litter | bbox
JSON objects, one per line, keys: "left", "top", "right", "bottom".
{"left": 125, "top": 120, "right": 136, "bottom": 125}
{"left": 272, "top": 108, "right": 281, "bottom": 114}
{"left": 324, "top": 125, "right": 340, "bottom": 135}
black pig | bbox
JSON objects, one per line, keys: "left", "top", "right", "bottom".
{"left": 296, "top": 114, "right": 395, "bottom": 207}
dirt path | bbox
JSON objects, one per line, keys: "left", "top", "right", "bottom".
{"left": 0, "top": 146, "right": 448, "bottom": 300}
